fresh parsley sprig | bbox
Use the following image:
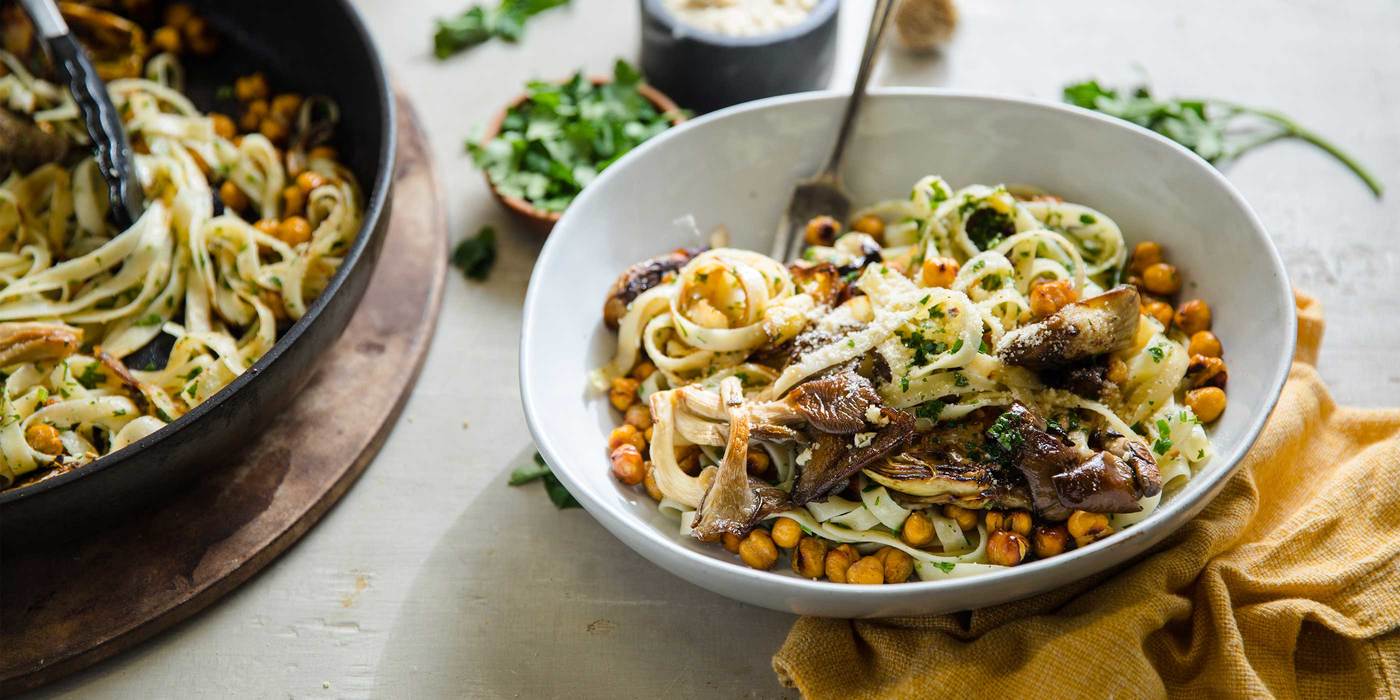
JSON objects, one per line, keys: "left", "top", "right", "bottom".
{"left": 1063, "top": 80, "right": 1382, "bottom": 197}
{"left": 510, "top": 452, "right": 580, "bottom": 509}
{"left": 433, "top": 0, "right": 569, "bottom": 59}
{"left": 451, "top": 226, "right": 498, "bottom": 281}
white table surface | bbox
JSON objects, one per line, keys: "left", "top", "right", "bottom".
{"left": 31, "top": 0, "right": 1400, "bottom": 697}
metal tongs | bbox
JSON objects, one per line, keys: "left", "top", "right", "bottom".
{"left": 19, "top": 0, "right": 144, "bottom": 229}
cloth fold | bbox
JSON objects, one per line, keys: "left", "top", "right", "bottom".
{"left": 773, "top": 293, "right": 1400, "bottom": 699}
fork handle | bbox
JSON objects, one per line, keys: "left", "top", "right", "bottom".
{"left": 817, "top": 0, "right": 896, "bottom": 182}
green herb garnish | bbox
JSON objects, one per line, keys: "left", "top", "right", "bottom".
{"left": 1147, "top": 345, "right": 1165, "bottom": 363}
{"left": 915, "top": 400, "right": 946, "bottom": 421}
{"left": 75, "top": 363, "right": 106, "bottom": 390}
{"left": 1063, "top": 80, "right": 1381, "bottom": 197}
{"left": 1153, "top": 419, "right": 1174, "bottom": 456}
{"left": 452, "top": 226, "right": 498, "bottom": 281}
{"left": 509, "top": 452, "right": 580, "bottom": 509}
{"left": 433, "top": 0, "right": 569, "bottom": 58}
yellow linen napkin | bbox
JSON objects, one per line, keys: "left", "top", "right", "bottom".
{"left": 773, "top": 293, "right": 1400, "bottom": 699}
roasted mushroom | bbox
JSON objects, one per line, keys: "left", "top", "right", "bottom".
{"left": 0, "top": 322, "right": 83, "bottom": 367}
{"left": 996, "top": 286, "right": 1140, "bottom": 369}
{"left": 0, "top": 110, "right": 71, "bottom": 176}
{"left": 864, "top": 411, "right": 1032, "bottom": 510}
{"left": 602, "top": 247, "right": 702, "bottom": 329}
{"left": 992, "top": 402, "right": 1080, "bottom": 521}
{"left": 786, "top": 369, "right": 883, "bottom": 434}
{"left": 791, "top": 406, "right": 916, "bottom": 505}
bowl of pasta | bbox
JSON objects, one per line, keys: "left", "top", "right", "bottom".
{"left": 520, "top": 89, "right": 1294, "bottom": 617}
{"left": 0, "top": 0, "right": 394, "bottom": 545}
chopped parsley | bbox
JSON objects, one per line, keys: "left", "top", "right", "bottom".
{"left": 934, "top": 561, "right": 956, "bottom": 574}
{"left": 915, "top": 400, "right": 946, "bottom": 420}
{"left": 509, "top": 452, "right": 580, "bottom": 509}
{"left": 964, "top": 208, "right": 1016, "bottom": 250}
{"left": 452, "top": 225, "right": 498, "bottom": 281}
{"left": 75, "top": 363, "right": 106, "bottom": 390}
{"left": 1079, "top": 213, "right": 1096, "bottom": 225}
{"left": 953, "top": 372, "right": 969, "bottom": 388}
{"left": 1153, "top": 419, "right": 1174, "bottom": 455}
{"left": 134, "top": 314, "right": 163, "bottom": 327}
{"left": 1146, "top": 345, "right": 1165, "bottom": 363}
{"left": 433, "top": 0, "right": 570, "bottom": 58}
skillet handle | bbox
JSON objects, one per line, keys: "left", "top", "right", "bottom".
{"left": 48, "top": 32, "right": 145, "bottom": 230}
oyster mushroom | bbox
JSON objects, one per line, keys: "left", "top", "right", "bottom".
{"left": 996, "top": 286, "right": 1140, "bottom": 369}
{"left": 0, "top": 322, "right": 82, "bottom": 366}
{"left": 690, "top": 378, "right": 764, "bottom": 540}
{"left": 0, "top": 110, "right": 71, "bottom": 176}
{"left": 791, "top": 406, "right": 916, "bottom": 505}
{"left": 1053, "top": 430, "right": 1163, "bottom": 513}
{"left": 993, "top": 402, "right": 1080, "bottom": 521}
{"left": 602, "top": 247, "right": 703, "bottom": 329}
{"left": 864, "top": 411, "right": 1032, "bottom": 510}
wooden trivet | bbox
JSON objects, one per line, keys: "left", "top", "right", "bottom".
{"left": 0, "top": 95, "right": 446, "bottom": 696}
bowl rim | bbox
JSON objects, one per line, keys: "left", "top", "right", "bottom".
{"left": 641, "top": 0, "right": 841, "bottom": 48}
{"left": 519, "top": 87, "right": 1295, "bottom": 599}
{"left": 0, "top": 0, "right": 397, "bottom": 504}
{"left": 478, "top": 76, "right": 687, "bottom": 230}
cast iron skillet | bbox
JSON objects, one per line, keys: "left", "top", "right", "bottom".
{"left": 0, "top": 0, "right": 396, "bottom": 548}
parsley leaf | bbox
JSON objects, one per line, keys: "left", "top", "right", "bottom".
{"left": 76, "top": 363, "right": 106, "bottom": 390}
{"left": 509, "top": 452, "right": 580, "bottom": 509}
{"left": 934, "top": 561, "right": 956, "bottom": 574}
{"left": 1063, "top": 80, "right": 1381, "bottom": 197}
{"left": 915, "top": 400, "right": 946, "bottom": 420}
{"left": 452, "top": 226, "right": 498, "bottom": 281}
{"left": 1147, "top": 345, "right": 1165, "bottom": 363}
{"left": 433, "top": 0, "right": 570, "bottom": 59}
{"left": 1153, "top": 419, "right": 1174, "bottom": 455}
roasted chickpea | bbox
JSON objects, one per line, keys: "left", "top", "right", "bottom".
{"left": 1129, "top": 241, "right": 1163, "bottom": 274}
{"left": 239, "top": 98, "right": 268, "bottom": 131}
{"left": 630, "top": 360, "right": 656, "bottom": 381}
{"left": 1188, "top": 330, "right": 1223, "bottom": 358}
{"left": 791, "top": 536, "right": 828, "bottom": 578}
{"left": 296, "top": 170, "right": 327, "bottom": 194}
{"left": 1007, "top": 510, "right": 1033, "bottom": 537}
{"left": 987, "top": 530, "right": 1029, "bottom": 566}
{"left": 218, "top": 180, "right": 248, "bottom": 212}
{"left": 851, "top": 214, "right": 886, "bottom": 240}
{"left": 271, "top": 93, "right": 304, "bottom": 121}
{"left": 181, "top": 16, "right": 218, "bottom": 55}
{"left": 1029, "top": 278, "right": 1078, "bottom": 318}
{"left": 151, "top": 25, "right": 181, "bottom": 54}
{"left": 942, "top": 504, "right": 977, "bottom": 531}
{"left": 277, "top": 216, "right": 312, "bottom": 246}
{"left": 1032, "top": 524, "right": 1070, "bottom": 558}
{"left": 163, "top": 2, "right": 195, "bottom": 29}
{"left": 1067, "top": 510, "right": 1113, "bottom": 547}
{"left": 609, "top": 377, "right": 639, "bottom": 411}
{"left": 234, "top": 73, "right": 269, "bottom": 103}
{"left": 259, "top": 117, "right": 289, "bottom": 144}
{"left": 609, "top": 444, "right": 645, "bottom": 486}
{"left": 824, "top": 547, "right": 854, "bottom": 583}
{"left": 280, "top": 185, "right": 306, "bottom": 218}
{"left": 1142, "top": 299, "right": 1174, "bottom": 328}
{"left": 1142, "top": 263, "right": 1182, "bottom": 296}
{"left": 846, "top": 556, "right": 885, "bottom": 584}
{"left": 984, "top": 510, "right": 1009, "bottom": 532}
{"left": 746, "top": 449, "right": 771, "bottom": 477}
{"left": 643, "top": 426, "right": 653, "bottom": 443}
{"left": 721, "top": 532, "right": 742, "bottom": 553}
{"left": 607, "top": 424, "right": 646, "bottom": 454}
{"left": 1186, "top": 355, "right": 1228, "bottom": 389}
{"left": 920, "top": 256, "right": 960, "bottom": 288}
{"left": 1174, "top": 299, "right": 1212, "bottom": 335}
{"left": 1185, "top": 387, "right": 1227, "bottom": 423}
{"left": 881, "top": 547, "right": 914, "bottom": 583}
{"left": 1106, "top": 356, "right": 1129, "bottom": 385}
{"left": 643, "top": 464, "right": 664, "bottom": 501}
{"left": 308, "top": 145, "right": 338, "bottom": 161}
{"left": 24, "top": 423, "right": 62, "bottom": 454}
{"left": 210, "top": 113, "right": 236, "bottom": 140}
{"left": 253, "top": 219, "right": 279, "bottom": 237}
{"left": 739, "top": 530, "right": 779, "bottom": 570}
{"left": 623, "top": 403, "right": 652, "bottom": 432}
{"left": 901, "top": 511, "right": 937, "bottom": 546}
{"left": 771, "top": 518, "right": 803, "bottom": 549}
{"left": 803, "top": 215, "right": 840, "bottom": 247}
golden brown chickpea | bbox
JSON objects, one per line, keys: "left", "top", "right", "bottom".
{"left": 1188, "top": 330, "right": 1223, "bottom": 358}
{"left": 845, "top": 556, "right": 885, "bottom": 584}
{"left": 295, "top": 170, "right": 328, "bottom": 194}
{"left": 271, "top": 93, "right": 304, "bottom": 121}
{"left": 791, "top": 536, "right": 828, "bottom": 578}
{"left": 607, "top": 424, "right": 646, "bottom": 454}
{"left": 210, "top": 113, "right": 236, "bottom": 140}
{"left": 253, "top": 219, "right": 280, "bottom": 237}
{"left": 984, "top": 510, "right": 1009, "bottom": 532}
{"left": 1185, "top": 387, "right": 1227, "bottom": 423}
{"left": 851, "top": 214, "right": 886, "bottom": 240}
{"left": 151, "top": 26, "right": 181, "bottom": 54}
{"left": 901, "top": 511, "right": 937, "bottom": 546}
{"left": 185, "top": 22, "right": 219, "bottom": 56}
{"left": 833, "top": 543, "right": 859, "bottom": 562}
{"left": 1129, "top": 241, "right": 1163, "bottom": 274}
{"left": 630, "top": 360, "right": 656, "bottom": 381}
{"left": 824, "top": 548, "right": 853, "bottom": 583}
{"left": 218, "top": 180, "right": 248, "bottom": 212}
{"left": 721, "top": 532, "right": 742, "bottom": 553}
{"left": 609, "top": 444, "right": 645, "bottom": 486}
{"left": 643, "top": 464, "right": 664, "bottom": 501}
{"left": 281, "top": 185, "right": 307, "bottom": 217}
{"left": 1186, "top": 355, "right": 1228, "bottom": 389}
{"left": 881, "top": 547, "right": 914, "bottom": 583}
{"left": 746, "top": 449, "right": 771, "bottom": 477}
{"left": 234, "top": 72, "right": 269, "bottom": 103}
{"left": 1066, "top": 510, "right": 1112, "bottom": 547}
{"left": 259, "top": 118, "right": 289, "bottom": 144}
{"left": 739, "top": 530, "right": 779, "bottom": 570}
{"left": 239, "top": 99, "right": 268, "bottom": 131}
{"left": 277, "top": 216, "right": 313, "bottom": 246}
{"left": 24, "top": 423, "right": 62, "bottom": 454}
{"left": 803, "top": 215, "right": 840, "bottom": 247}
{"left": 1007, "top": 510, "right": 1033, "bottom": 537}
{"left": 163, "top": 2, "right": 195, "bottom": 28}
{"left": 920, "top": 256, "right": 960, "bottom": 288}
{"left": 1142, "top": 299, "right": 1174, "bottom": 328}
{"left": 941, "top": 504, "right": 978, "bottom": 531}
{"left": 308, "top": 145, "right": 338, "bottom": 161}
{"left": 643, "top": 426, "right": 653, "bottom": 443}
{"left": 1029, "top": 278, "right": 1079, "bottom": 318}
{"left": 608, "top": 377, "right": 640, "bottom": 411}
{"left": 1174, "top": 299, "right": 1212, "bottom": 336}
{"left": 1142, "top": 263, "right": 1182, "bottom": 296}
{"left": 1106, "top": 356, "right": 1129, "bottom": 385}
{"left": 623, "top": 403, "right": 652, "bottom": 431}
{"left": 1032, "top": 524, "right": 1070, "bottom": 558}
{"left": 987, "top": 531, "right": 1029, "bottom": 566}
{"left": 771, "top": 518, "right": 803, "bottom": 549}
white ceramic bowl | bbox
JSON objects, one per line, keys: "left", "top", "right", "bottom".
{"left": 520, "top": 89, "right": 1294, "bottom": 618}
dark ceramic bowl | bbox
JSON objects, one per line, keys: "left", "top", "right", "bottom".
{"left": 0, "top": 0, "right": 395, "bottom": 549}
{"left": 640, "top": 0, "right": 840, "bottom": 113}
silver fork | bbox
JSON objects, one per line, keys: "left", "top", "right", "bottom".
{"left": 771, "top": 0, "right": 897, "bottom": 263}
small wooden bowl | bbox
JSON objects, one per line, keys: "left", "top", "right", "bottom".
{"left": 480, "top": 78, "right": 686, "bottom": 233}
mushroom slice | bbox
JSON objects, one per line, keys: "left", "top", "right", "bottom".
{"left": 993, "top": 402, "right": 1081, "bottom": 521}
{"left": 1053, "top": 452, "right": 1150, "bottom": 513}
{"left": 786, "top": 369, "right": 882, "bottom": 434}
{"left": 996, "top": 286, "right": 1140, "bottom": 369}
{"left": 787, "top": 262, "right": 843, "bottom": 306}
{"left": 865, "top": 412, "right": 1031, "bottom": 509}
{"left": 0, "top": 110, "right": 71, "bottom": 176}
{"left": 791, "top": 407, "right": 916, "bottom": 505}
{"left": 602, "top": 247, "right": 703, "bottom": 329}
{"left": 0, "top": 322, "right": 83, "bottom": 367}
{"left": 690, "top": 378, "right": 763, "bottom": 540}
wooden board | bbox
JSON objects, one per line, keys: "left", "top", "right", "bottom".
{"left": 0, "top": 95, "right": 446, "bottom": 696}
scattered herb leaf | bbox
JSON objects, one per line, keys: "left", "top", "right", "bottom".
{"left": 509, "top": 452, "right": 581, "bottom": 509}
{"left": 433, "top": 0, "right": 570, "bottom": 59}
{"left": 452, "top": 226, "right": 498, "bottom": 281}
